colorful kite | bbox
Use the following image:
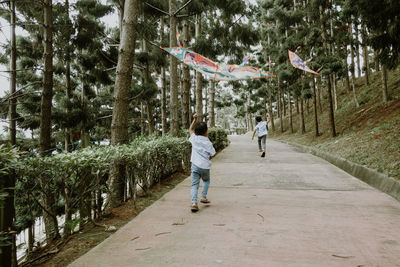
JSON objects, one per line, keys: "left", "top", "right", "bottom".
{"left": 288, "top": 49, "right": 320, "bottom": 75}
{"left": 162, "top": 46, "right": 275, "bottom": 81}
{"left": 239, "top": 46, "right": 263, "bottom": 67}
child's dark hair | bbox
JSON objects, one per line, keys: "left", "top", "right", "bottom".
{"left": 194, "top": 122, "right": 208, "bottom": 135}
{"left": 255, "top": 116, "right": 262, "bottom": 123}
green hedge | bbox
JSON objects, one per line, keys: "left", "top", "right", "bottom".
{"left": 1, "top": 130, "right": 229, "bottom": 250}
{"left": 208, "top": 128, "right": 230, "bottom": 152}
{"left": 180, "top": 128, "right": 230, "bottom": 152}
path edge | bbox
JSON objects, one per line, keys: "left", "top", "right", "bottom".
{"left": 276, "top": 140, "right": 400, "bottom": 202}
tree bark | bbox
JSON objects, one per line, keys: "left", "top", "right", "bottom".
{"left": 64, "top": 0, "right": 72, "bottom": 151}
{"left": 0, "top": 172, "right": 15, "bottom": 267}
{"left": 268, "top": 87, "right": 275, "bottom": 132}
{"left": 288, "top": 90, "right": 293, "bottom": 133}
{"left": 362, "top": 24, "right": 370, "bottom": 85}
{"left": 209, "top": 80, "right": 216, "bottom": 127}
{"left": 9, "top": 0, "right": 16, "bottom": 146}
{"left": 279, "top": 89, "right": 283, "bottom": 133}
{"left": 355, "top": 22, "right": 361, "bottom": 78}
{"left": 160, "top": 16, "right": 167, "bottom": 135}
{"left": 299, "top": 96, "right": 305, "bottom": 134}
{"left": 109, "top": 0, "right": 139, "bottom": 207}
{"left": 169, "top": 0, "right": 179, "bottom": 136}
{"left": 374, "top": 49, "right": 380, "bottom": 72}
{"left": 317, "top": 77, "right": 322, "bottom": 114}
{"left": 195, "top": 14, "right": 203, "bottom": 121}
{"left": 320, "top": 4, "right": 336, "bottom": 137}
{"left": 381, "top": 64, "right": 389, "bottom": 102}
{"left": 181, "top": 17, "right": 191, "bottom": 128}
{"left": 344, "top": 52, "right": 351, "bottom": 92}
{"left": 349, "top": 23, "right": 360, "bottom": 107}
{"left": 140, "top": 102, "right": 145, "bottom": 135}
{"left": 142, "top": 39, "right": 154, "bottom": 135}
{"left": 311, "top": 78, "right": 319, "bottom": 137}
{"left": 38, "top": 0, "right": 61, "bottom": 242}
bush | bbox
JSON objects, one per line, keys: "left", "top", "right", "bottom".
{"left": 10, "top": 136, "right": 191, "bottom": 243}
{"left": 208, "top": 128, "right": 230, "bottom": 152}
{"left": 179, "top": 128, "right": 230, "bottom": 152}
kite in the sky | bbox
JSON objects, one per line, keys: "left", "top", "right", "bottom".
{"left": 162, "top": 45, "right": 275, "bottom": 81}
{"left": 288, "top": 49, "right": 320, "bottom": 75}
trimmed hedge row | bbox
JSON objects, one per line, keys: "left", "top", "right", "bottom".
{"left": 1, "top": 129, "right": 229, "bottom": 252}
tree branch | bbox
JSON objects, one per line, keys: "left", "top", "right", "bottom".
{"left": 144, "top": 2, "right": 170, "bottom": 16}
{"left": 174, "top": 0, "right": 194, "bottom": 16}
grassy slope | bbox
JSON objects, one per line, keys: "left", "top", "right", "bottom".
{"left": 270, "top": 67, "right": 400, "bottom": 180}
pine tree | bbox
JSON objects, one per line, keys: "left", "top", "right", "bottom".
{"left": 109, "top": 0, "right": 139, "bottom": 207}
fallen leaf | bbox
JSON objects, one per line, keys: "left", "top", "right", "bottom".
{"left": 257, "top": 213, "right": 264, "bottom": 222}
{"left": 332, "top": 254, "right": 355, "bottom": 259}
{"left": 136, "top": 247, "right": 151, "bottom": 251}
{"left": 172, "top": 222, "right": 185, "bottom": 225}
{"left": 232, "top": 183, "right": 243, "bottom": 186}
{"left": 213, "top": 224, "right": 225, "bottom": 226}
{"left": 155, "top": 232, "right": 171, "bottom": 236}
{"left": 131, "top": 236, "right": 140, "bottom": 241}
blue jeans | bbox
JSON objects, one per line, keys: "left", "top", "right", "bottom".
{"left": 258, "top": 134, "right": 267, "bottom": 151}
{"left": 191, "top": 164, "right": 210, "bottom": 204}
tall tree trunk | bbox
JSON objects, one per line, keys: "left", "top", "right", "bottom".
{"left": 328, "top": 1, "right": 337, "bottom": 111}
{"left": 299, "top": 96, "right": 305, "bottom": 134}
{"left": 109, "top": 0, "right": 139, "bottom": 207}
{"left": 63, "top": 188, "right": 72, "bottom": 237}
{"left": 169, "top": 0, "right": 179, "bottom": 135}
{"left": 344, "top": 52, "right": 351, "bottom": 92}
{"left": 9, "top": 0, "right": 16, "bottom": 146}
{"left": 381, "top": 64, "right": 389, "bottom": 102}
{"left": 317, "top": 77, "right": 322, "bottom": 114}
{"left": 332, "top": 75, "right": 337, "bottom": 110}
{"left": 295, "top": 97, "right": 299, "bottom": 114}
{"left": 247, "top": 94, "right": 253, "bottom": 131}
{"left": 0, "top": 173, "right": 15, "bottom": 267}
{"left": 288, "top": 90, "right": 293, "bottom": 133}
{"left": 142, "top": 39, "right": 154, "bottom": 134}
{"left": 140, "top": 102, "right": 145, "bottom": 135}
{"left": 209, "top": 80, "right": 215, "bottom": 127}
{"left": 263, "top": 96, "right": 267, "bottom": 121}
{"left": 4, "top": 2, "right": 17, "bottom": 262}
{"left": 39, "top": 0, "right": 60, "bottom": 242}
{"left": 64, "top": 0, "right": 72, "bottom": 151}
{"left": 320, "top": 4, "right": 336, "bottom": 137}
{"left": 311, "top": 78, "right": 319, "bottom": 136}
{"left": 355, "top": 22, "right": 361, "bottom": 77}
{"left": 268, "top": 88, "right": 275, "bottom": 132}
{"left": 349, "top": 23, "right": 360, "bottom": 107}
{"left": 282, "top": 92, "right": 286, "bottom": 117}
{"left": 146, "top": 101, "right": 154, "bottom": 134}
{"left": 373, "top": 49, "right": 380, "bottom": 72}
{"left": 204, "top": 86, "right": 208, "bottom": 123}
{"left": 278, "top": 88, "right": 283, "bottom": 133}
{"left": 361, "top": 24, "right": 370, "bottom": 85}
{"left": 195, "top": 14, "right": 203, "bottom": 121}
{"left": 160, "top": 16, "right": 167, "bottom": 135}
{"left": 181, "top": 17, "right": 191, "bottom": 128}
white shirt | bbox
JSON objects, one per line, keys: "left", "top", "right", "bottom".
{"left": 189, "top": 133, "right": 216, "bottom": 169}
{"left": 255, "top": 121, "right": 268, "bottom": 137}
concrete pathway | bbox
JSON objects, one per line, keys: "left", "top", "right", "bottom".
{"left": 70, "top": 135, "right": 400, "bottom": 267}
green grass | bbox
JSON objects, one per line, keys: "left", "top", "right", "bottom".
{"left": 270, "top": 67, "right": 400, "bottom": 180}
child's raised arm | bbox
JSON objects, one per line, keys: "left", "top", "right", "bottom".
{"left": 189, "top": 114, "right": 198, "bottom": 135}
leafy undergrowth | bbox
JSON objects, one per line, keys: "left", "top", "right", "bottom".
{"left": 270, "top": 68, "right": 400, "bottom": 180}
{"left": 24, "top": 171, "right": 189, "bottom": 267}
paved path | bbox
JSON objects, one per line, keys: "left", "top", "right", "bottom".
{"left": 70, "top": 135, "right": 400, "bottom": 267}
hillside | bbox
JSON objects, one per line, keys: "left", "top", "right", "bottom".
{"left": 269, "top": 68, "right": 400, "bottom": 180}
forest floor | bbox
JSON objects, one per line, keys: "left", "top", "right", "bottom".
{"left": 21, "top": 171, "right": 189, "bottom": 267}
{"left": 270, "top": 67, "right": 400, "bottom": 180}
